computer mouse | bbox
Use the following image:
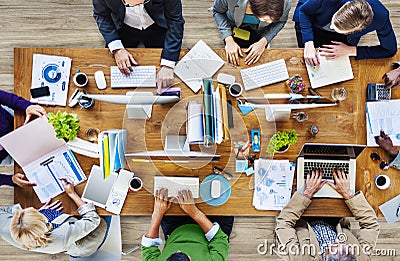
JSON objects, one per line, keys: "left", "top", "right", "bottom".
{"left": 94, "top": 70, "right": 107, "bottom": 90}
{"left": 211, "top": 179, "right": 221, "bottom": 198}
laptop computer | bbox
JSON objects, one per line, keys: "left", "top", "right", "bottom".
{"left": 296, "top": 143, "right": 365, "bottom": 198}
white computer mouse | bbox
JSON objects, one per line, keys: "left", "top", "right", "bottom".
{"left": 94, "top": 70, "right": 107, "bottom": 90}
{"left": 211, "top": 179, "right": 221, "bottom": 198}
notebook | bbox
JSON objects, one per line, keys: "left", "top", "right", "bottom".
{"left": 0, "top": 118, "right": 86, "bottom": 203}
{"left": 81, "top": 165, "right": 133, "bottom": 215}
{"left": 306, "top": 53, "right": 354, "bottom": 89}
{"left": 99, "top": 129, "right": 127, "bottom": 178}
{"left": 379, "top": 194, "right": 400, "bottom": 224}
{"left": 296, "top": 143, "right": 365, "bottom": 198}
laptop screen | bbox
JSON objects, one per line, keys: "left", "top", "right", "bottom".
{"left": 299, "top": 143, "right": 366, "bottom": 159}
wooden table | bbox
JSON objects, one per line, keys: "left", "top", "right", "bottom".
{"left": 14, "top": 48, "right": 400, "bottom": 217}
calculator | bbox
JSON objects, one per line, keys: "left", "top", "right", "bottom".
{"left": 367, "top": 83, "right": 391, "bottom": 101}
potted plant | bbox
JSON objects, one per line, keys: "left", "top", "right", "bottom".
{"left": 48, "top": 111, "right": 80, "bottom": 141}
{"left": 266, "top": 129, "right": 298, "bottom": 155}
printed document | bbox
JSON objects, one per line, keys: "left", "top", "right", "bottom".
{"left": 306, "top": 53, "right": 353, "bottom": 89}
{"left": 174, "top": 40, "right": 224, "bottom": 93}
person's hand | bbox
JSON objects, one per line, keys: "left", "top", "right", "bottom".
{"left": 12, "top": 173, "right": 36, "bottom": 187}
{"left": 114, "top": 49, "right": 138, "bottom": 75}
{"left": 153, "top": 188, "right": 172, "bottom": 218}
{"left": 60, "top": 177, "right": 76, "bottom": 196}
{"left": 177, "top": 190, "right": 199, "bottom": 218}
{"left": 303, "top": 169, "right": 327, "bottom": 199}
{"left": 25, "top": 105, "right": 46, "bottom": 124}
{"left": 156, "top": 66, "right": 174, "bottom": 93}
{"left": 382, "top": 67, "right": 400, "bottom": 89}
{"left": 304, "top": 41, "right": 319, "bottom": 66}
{"left": 244, "top": 37, "right": 267, "bottom": 65}
{"left": 319, "top": 41, "right": 356, "bottom": 59}
{"left": 224, "top": 36, "right": 243, "bottom": 66}
{"left": 39, "top": 199, "right": 63, "bottom": 211}
{"left": 375, "top": 130, "right": 398, "bottom": 157}
{"left": 326, "top": 168, "right": 353, "bottom": 200}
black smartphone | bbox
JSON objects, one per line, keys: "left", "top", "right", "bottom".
{"left": 30, "top": 86, "right": 50, "bottom": 98}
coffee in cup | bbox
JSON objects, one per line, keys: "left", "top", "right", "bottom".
{"left": 374, "top": 174, "right": 391, "bottom": 190}
{"left": 73, "top": 70, "right": 88, "bottom": 87}
{"left": 228, "top": 83, "right": 243, "bottom": 97}
{"left": 129, "top": 176, "right": 143, "bottom": 192}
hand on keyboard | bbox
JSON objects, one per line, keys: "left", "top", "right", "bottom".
{"left": 244, "top": 38, "right": 267, "bottom": 65}
{"left": 303, "top": 169, "right": 327, "bottom": 199}
{"left": 153, "top": 188, "right": 172, "bottom": 217}
{"left": 326, "top": 168, "right": 354, "bottom": 200}
{"left": 177, "top": 190, "right": 199, "bottom": 217}
{"left": 114, "top": 49, "right": 138, "bottom": 75}
{"left": 157, "top": 66, "right": 174, "bottom": 92}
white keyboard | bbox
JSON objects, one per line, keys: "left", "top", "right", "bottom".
{"left": 240, "top": 59, "right": 289, "bottom": 91}
{"left": 111, "top": 66, "right": 156, "bottom": 88}
{"left": 154, "top": 176, "right": 199, "bottom": 198}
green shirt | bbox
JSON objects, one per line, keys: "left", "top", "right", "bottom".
{"left": 142, "top": 224, "right": 230, "bottom": 261}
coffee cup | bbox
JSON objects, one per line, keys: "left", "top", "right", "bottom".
{"left": 374, "top": 174, "right": 391, "bottom": 190}
{"left": 228, "top": 83, "right": 243, "bottom": 97}
{"left": 129, "top": 176, "right": 143, "bottom": 192}
{"left": 73, "top": 70, "right": 88, "bottom": 87}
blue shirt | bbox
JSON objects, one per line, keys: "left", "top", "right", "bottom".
{"left": 293, "top": 0, "right": 397, "bottom": 59}
{"left": 310, "top": 221, "right": 337, "bottom": 260}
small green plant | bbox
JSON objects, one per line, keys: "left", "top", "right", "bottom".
{"left": 47, "top": 111, "right": 80, "bottom": 141}
{"left": 266, "top": 129, "right": 298, "bottom": 155}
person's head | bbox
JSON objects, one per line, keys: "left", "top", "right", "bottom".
{"left": 248, "top": 0, "right": 284, "bottom": 24}
{"left": 326, "top": 243, "right": 358, "bottom": 261}
{"left": 166, "top": 251, "right": 191, "bottom": 261}
{"left": 331, "top": 0, "right": 373, "bottom": 35}
{"left": 10, "top": 207, "right": 52, "bottom": 250}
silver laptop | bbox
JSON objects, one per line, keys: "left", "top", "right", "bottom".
{"left": 296, "top": 143, "right": 365, "bottom": 198}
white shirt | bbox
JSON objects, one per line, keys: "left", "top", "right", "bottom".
{"left": 108, "top": 4, "right": 175, "bottom": 68}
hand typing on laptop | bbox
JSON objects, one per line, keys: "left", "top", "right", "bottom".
{"left": 303, "top": 169, "right": 328, "bottom": 199}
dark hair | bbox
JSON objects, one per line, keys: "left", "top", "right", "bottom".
{"left": 248, "top": 0, "right": 284, "bottom": 22}
{"left": 166, "top": 252, "right": 191, "bottom": 261}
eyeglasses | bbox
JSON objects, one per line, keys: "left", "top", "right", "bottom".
{"left": 370, "top": 152, "right": 389, "bottom": 170}
{"left": 121, "top": 0, "right": 150, "bottom": 7}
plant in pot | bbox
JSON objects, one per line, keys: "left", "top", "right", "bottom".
{"left": 266, "top": 129, "right": 298, "bottom": 155}
{"left": 48, "top": 111, "right": 80, "bottom": 142}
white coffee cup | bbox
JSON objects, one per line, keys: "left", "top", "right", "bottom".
{"left": 228, "top": 83, "right": 243, "bottom": 97}
{"left": 73, "top": 70, "right": 88, "bottom": 87}
{"left": 129, "top": 176, "right": 143, "bottom": 192}
{"left": 374, "top": 174, "right": 391, "bottom": 190}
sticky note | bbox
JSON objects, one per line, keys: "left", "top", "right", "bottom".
{"left": 233, "top": 27, "right": 250, "bottom": 41}
{"left": 245, "top": 167, "right": 255, "bottom": 176}
{"left": 235, "top": 159, "right": 248, "bottom": 173}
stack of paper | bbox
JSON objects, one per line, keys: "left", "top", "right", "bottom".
{"left": 252, "top": 159, "right": 295, "bottom": 210}
{"left": 366, "top": 99, "right": 400, "bottom": 147}
{"left": 174, "top": 40, "right": 224, "bottom": 93}
{"left": 99, "top": 129, "right": 127, "bottom": 178}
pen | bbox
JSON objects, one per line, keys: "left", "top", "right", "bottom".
{"left": 37, "top": 100, "right": 56, "bottom": 106}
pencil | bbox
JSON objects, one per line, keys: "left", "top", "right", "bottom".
{"left": 103, "top": 133, "right": 110, "bottom": 179}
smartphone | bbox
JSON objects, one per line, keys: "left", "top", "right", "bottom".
{"left": 30, "top": 86, "right": 50, "bottom": 98}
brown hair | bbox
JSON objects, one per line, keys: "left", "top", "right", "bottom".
{"left": 332, "top": 0, "right": 373, "bottom": 33}
{"left": 10, "top": 208, "right": 53, "bottom": 250}
{"left": 248, "top": 0, "right": 284, "bottom": 22}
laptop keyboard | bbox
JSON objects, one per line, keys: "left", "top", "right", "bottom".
{"left": 303, "top": 161, "right": 349, "bottom": 180}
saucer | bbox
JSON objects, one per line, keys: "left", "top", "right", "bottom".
{"left": 200, "top": 174, "right": 231, "bottom": 206}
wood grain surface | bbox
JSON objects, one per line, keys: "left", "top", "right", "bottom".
{"left": 14, "top": 47, "right": 400, "bottom": 217}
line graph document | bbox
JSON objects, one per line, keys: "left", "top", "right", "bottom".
{"left": 174, "top": 40, "right": 224, "bottom": 93}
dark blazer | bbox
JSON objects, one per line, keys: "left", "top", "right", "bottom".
{"left": 93, "top": 0, "right": 185, "bottom": 62}
{"left": 293, "top": 0, "right": 397, "bottom": 59}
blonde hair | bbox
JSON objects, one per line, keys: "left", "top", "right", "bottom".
{"left": 332, "top": 0, "right": 373, "bottom": 34}
{"left": 10, "top": 207, "right": 53, "bottom": 250}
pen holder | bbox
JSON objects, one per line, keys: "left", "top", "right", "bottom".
{"left": 286, "top": 74, "right": 306, "bottom": 94}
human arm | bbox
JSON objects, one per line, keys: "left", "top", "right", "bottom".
{"left": 326, "top": 168, "right": 354, "bottom": 200}
{"left": 382, "top": 67, "right": 400, "bottom": 89}
{"left": 141, "top": 188, "right": 171, "bottom": 260}
{"left": 212, "top": 0, "right": 234, "bottom": 43}
{"left": 355, "top": 13, "right": 397, "bottom": 59}
{"left": 0, "top": 173, "right": 37, "bottom": 187}
{"left": 24, "top": 105, "right": 46, "bottom": 124}
{"left": 0, "top": 90, "right": 32, "bottom": 112}
{"left": 275, "top": 170, "right": 326, "bottom": 247}
{"left": 374, "top": 130, "right": 400, "bottom": 169}
{"left": 319, "top": 41, "right": 357, "bottom": 59}
{"left": 178, "top": 190, "right": 229, "bottom": 260}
